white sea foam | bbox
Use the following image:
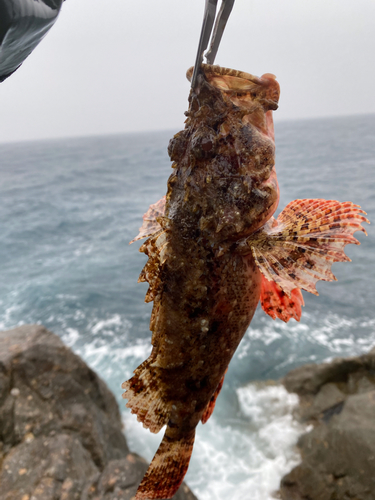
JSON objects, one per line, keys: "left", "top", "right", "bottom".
{"left": 0, "top": 304, "right": 23, "bottom": 331}
{"left": 123, "top": 383, "right": 307, "bottom": 500}
{"left": 91, "top": 314, "right": 124, "bottom": 335}
{"left": 236, "top": 311, "right": 375, "bottom": 377}
{"left": 81, "top": 339, "right": 152, "bottom": 382}
{"left": 66, "top": 323, "right": 152, "bottom": 394}
{"left": 63, "top": 327, "right": 80, "bottom": 346}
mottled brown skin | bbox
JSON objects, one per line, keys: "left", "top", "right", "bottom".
{"left": 152, "top": 243, "right": 261, "bottom": 425}
{"left": 153, "top": 67, "right": 280, "bottom": 428}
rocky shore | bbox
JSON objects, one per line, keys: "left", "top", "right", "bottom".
{"left": 2, "top": 324, "right": 375, "bottom": 500}
{"left": 0, "top": 325, "right": 197, "bottom": 500}
{"left": 280, "top": 348, "right": 375, "bottom": 500}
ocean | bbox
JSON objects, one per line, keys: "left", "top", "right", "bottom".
{"left": 1, "top": 114, "right": 374, "bottom": 499}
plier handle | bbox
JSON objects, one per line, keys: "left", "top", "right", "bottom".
{"left": 191, "top": 0, "right": 235, "bottom": 89}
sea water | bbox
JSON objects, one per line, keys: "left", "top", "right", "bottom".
{"left": 1, "top": 114, "right": 374, "bottom": 499}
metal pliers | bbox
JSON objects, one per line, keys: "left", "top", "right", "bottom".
{"left": 191, "top": 0, "right": 235, "bottom": 89}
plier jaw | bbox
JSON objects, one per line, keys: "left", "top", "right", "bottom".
{"left": 191, "top": 0, "right": 235, "bottom": 89}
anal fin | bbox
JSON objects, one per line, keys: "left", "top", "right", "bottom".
{"left": 135, "top": 426, "right": 195, "bottom": 500}
{"left": 201, "top": 369, "right": 227, "bottom": 424}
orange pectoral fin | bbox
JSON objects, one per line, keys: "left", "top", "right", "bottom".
{"left": 247, "top": 199, "right": 369, "bottom": 300}
{"left": 130, "top": 195, "right": 166, "bottom": 244}
{"left": 201, "top": 369, "right": 227, "bottom": 424}
{"left": 260, "top": 276, "right": 304, "bottom": 323}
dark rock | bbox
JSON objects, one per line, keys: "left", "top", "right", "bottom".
{"left": 280, "top": 349, "right": 375, "bottom": 500}
{"left": 0, "top": 324, "right": 128, "bottom": 465}
{"left": 1, "top": 434, "right": 97, "bottom": 500}
{"left": 0, "top": 325, "right": 198, "bottom": 500}
{"left": 282, "top": 352, "right": 375, "bottom": 397}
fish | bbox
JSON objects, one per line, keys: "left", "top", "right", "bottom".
{"left": 122, "top": 64, "right": 369, "bottom": 500}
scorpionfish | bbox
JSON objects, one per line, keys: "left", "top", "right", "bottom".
{"left": 122, "top": 64, "right": 369, "bottom": 499}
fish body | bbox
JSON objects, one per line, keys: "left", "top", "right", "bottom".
{"left": 122, "top": 65, "right": 368, "bottom": 499}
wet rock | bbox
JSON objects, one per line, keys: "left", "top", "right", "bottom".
{"left": 282, "top": 351, "right": 375, "bottom": 398}
{"left": 280, "top": 349, "right": 375, "bottom": 500}
{"left": 0, "top": 324, "right": 128, "bottom": 466}
{"left": 0, "top": 325, "right": 198, "bottom": 500}
{"left": 1, "top": 434, "right": 97, "bottom": 500}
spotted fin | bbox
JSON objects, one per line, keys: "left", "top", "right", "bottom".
{"left": 123, "top": 202, "right": 171, "bottom": 432}
{"left": 121, "top": 357, "right": 171, "bottom": 434}
{"left": 130, "top": 196, "right": 166, "bottom": 244}
{"left": 247, "top": 199, "right": 369, "bottom": 297}
{"left": 135, "top": 427, "right": 195, "bottom": 499}
{"left": 201, "top": 370, "right": 227, "bottom": 424}
{"left": 260, "top": 276, "right": 304, "bottom": 322}
{"left": 138, "top": 229, "right": 169, "bottom": 304}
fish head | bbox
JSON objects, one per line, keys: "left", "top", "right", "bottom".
{"left": 182, "top": 65, "right": 280, "bottom": 239}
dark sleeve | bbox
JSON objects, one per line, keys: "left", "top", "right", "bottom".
{"left": 0, "top": 0, "right": 64, "bottom": 82}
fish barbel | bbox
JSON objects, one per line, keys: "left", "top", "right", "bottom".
{"left": 122, "top": 64, "right": 369, "bottom": 499}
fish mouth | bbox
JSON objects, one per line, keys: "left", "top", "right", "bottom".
{"left": 186, "top": 64, "right": 280, "bottom": 111}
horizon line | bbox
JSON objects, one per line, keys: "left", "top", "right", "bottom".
{"left": 0, "top": 111, "right": 374, "bottom": 147}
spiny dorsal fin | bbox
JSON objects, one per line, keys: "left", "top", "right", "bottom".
{"left": 247, "top": 199, "right": 369, "bottom": 297}
{"left": 138, "top": 229, "right": 169, "bottom": 303}
{"left": 130, "top": 196, "right": 166, "bottom": 244}
{"left": 260, "top": 276, "right": 304, "bottom": 323}
{"left": 135, "top": 427, "right": 195, "bottom": 499}
{"left": 123, "top": 199, "right": 171, "bottom": 434}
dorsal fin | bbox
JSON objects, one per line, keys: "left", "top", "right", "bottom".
{"left": 130, "top": 196, "right": 166, "bottom": 244}
{"left": 246, "top": 199, "right": 369, "bottom": 297}
{"left": 138, "top": 229, "right": 169, "bottom": 303}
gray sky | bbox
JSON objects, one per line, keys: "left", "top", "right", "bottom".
{"left": 0, "top": 0, "right": 374, "bottom": 143}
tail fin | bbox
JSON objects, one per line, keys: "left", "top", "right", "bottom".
{"left": 246, "top": 199, "right": 369, "bottom": 297}
{"left": 135, "top": 427, "right": 196, "bottom": 500}
{"left": 122, "top": 357, "right": 170, "bottom": 434}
